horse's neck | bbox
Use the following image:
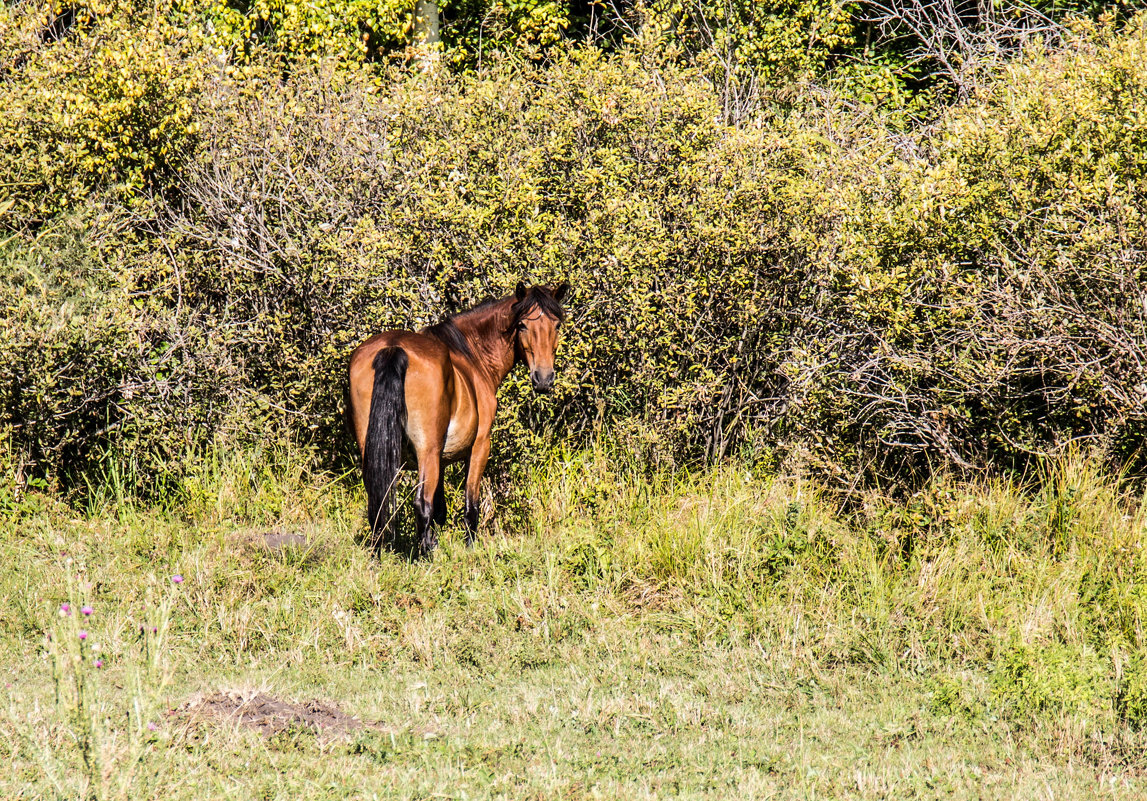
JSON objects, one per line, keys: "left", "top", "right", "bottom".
{"left": 455, "top": 300, "right": 516, "bottom": 386}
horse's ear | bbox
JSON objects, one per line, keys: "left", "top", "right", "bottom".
{"left": 553, "top": 281, "right": 570, "bottom": 303}
{"left": 515, "top": 282, "right": 527, "bottom": 302}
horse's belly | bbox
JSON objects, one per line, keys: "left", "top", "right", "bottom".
{"left": 442, "top": 416, "right": 476, "bottom": 462}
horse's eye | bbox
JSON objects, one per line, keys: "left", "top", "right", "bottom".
{"left": 516, "top": 322, "right": 527, "bottom": 332}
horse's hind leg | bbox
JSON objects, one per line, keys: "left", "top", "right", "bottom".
{"left": 413, "top": 449, "right": 443, "bottom": 558}
{"left": 432, "top": 469, "right": 447, "bottom": 527}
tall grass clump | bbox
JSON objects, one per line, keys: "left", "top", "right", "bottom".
{"left": 23, "top": 571, "right": 179, "bottom": 800}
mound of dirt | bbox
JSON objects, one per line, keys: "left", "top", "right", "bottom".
{"left": 179, "top": 690, "right": 383, "bottom": 738}
{"left": 261, "top": 530, "right": 309, "bottom": 551}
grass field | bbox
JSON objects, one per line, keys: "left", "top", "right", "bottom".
{"left": 2, "top": 445, "right": 1146, "bottom": 799}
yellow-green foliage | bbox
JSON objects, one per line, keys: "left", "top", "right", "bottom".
{"left": 204, "top": 0, "right": 575, "bottom": 66}
{"left": 474, "top": 0, "right": 571, "bottom": 52}
{"left": 648, "top": 0, "right": 856, "bottom": 79}
{"left": 0, "top": 1, "right": 205, "bottom": 218}
{"left": 207, "top": 0, "right": 414, "bottom": 61}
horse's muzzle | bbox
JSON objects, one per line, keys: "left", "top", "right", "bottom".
{"left": 531, "top": 370, "right": 555, "bottom": 393}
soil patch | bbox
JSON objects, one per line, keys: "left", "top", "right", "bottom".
{"left": 228, "top": 528, "right": 327, "bottom": 566}
{"left": 262, "top": 530, "right": 309, "bottom": 551}
{"left": 179, "top": 690, "right": 383, "bottom": 738}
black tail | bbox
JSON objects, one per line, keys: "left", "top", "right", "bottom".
{"left": 363, "top": 347, "right": 408, "bottom": 549}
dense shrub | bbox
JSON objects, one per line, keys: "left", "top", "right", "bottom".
{"left": 0, "top": 218, "right": 248, "bottom": 483}
{"left": 205, "top": 0, "right": 581, "bottom": 66}
{"left": 1, "top": 12, "right": 1145, "bottom": 488}
{"left": 646, "top": 0, "right": 857, "bottom": 88}
{"left": 0, "top": 2, "right": 206, "bottom": 223}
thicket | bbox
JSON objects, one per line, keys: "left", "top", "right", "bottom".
{"left": 0, "top": 1, "right": 1144, "bottom": 494}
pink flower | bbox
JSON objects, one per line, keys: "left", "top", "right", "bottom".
{"left": 78, "top": 630, "right": 87, "bottom": 640}
{"left": 81, "top": 605, "right": 93, "bottom": 616}
{"left": 94, "top": 659, "right": 103, "bottom": 668}
{"left": 147, "top": 722, "right": 158, "bottom": 731}
{"left": 60, "top": 603, "right": 71, "bottom": 615}
{"left": 171, "top": 575, "right": 184, "bottom": 584}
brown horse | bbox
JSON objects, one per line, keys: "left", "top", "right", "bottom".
{"left": 347, "top": 282, "right": 568, "bottom": 556}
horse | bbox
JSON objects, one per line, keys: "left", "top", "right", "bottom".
{"left": 346, "top": 282, "right": 569, "bottom": 557}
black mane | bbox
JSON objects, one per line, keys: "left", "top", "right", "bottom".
{"left": 423, "top": 318, "right": 475, "bottom": 360}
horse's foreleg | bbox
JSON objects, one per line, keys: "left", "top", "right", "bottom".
{"left": 414, "top": 449, "right": 443, "bottom": 557}
{"left": 462, "top": 436, "right": 490, "bottom": 547}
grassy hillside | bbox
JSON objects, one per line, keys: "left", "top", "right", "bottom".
{"left": 2, "top": 448, "right": 1145, "bottom": 798}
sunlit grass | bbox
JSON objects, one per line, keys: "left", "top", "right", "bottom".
{"left": 2, "top": 445, "right": 1146, "bottom": 798}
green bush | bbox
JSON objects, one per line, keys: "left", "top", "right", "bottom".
{"left": 206, "top": 0, "right": 413, "bottom": 62}
{"left": 1118, "top": 654, "right": 1147, "bottom": 728}
{"left": 991, "top": 641, "right": 1111, "bottom": 718}
{"left": 0, "top": 218, "right": 248, "bottom": 486}
{"left": 648, "top": 0, "right": 856, "bottom": 79}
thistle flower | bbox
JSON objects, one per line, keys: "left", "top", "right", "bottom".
{"left": 60, "top": 603, "right": 71, "bottom": 616}
{"left": 81, "top": 605, "right": 93, "bottom": 616}
{"left": 94, "top": 659, "right": 103, "bottom": 668}
{"left": 78, "top": 630, "right": 87, "bottom": 640}
{"left": 172, "top": 575, "right": 184, "bottom": 584}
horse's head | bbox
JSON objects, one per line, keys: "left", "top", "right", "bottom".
{"left": 512, "top": 281, "right": 569, "bottom": 394}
